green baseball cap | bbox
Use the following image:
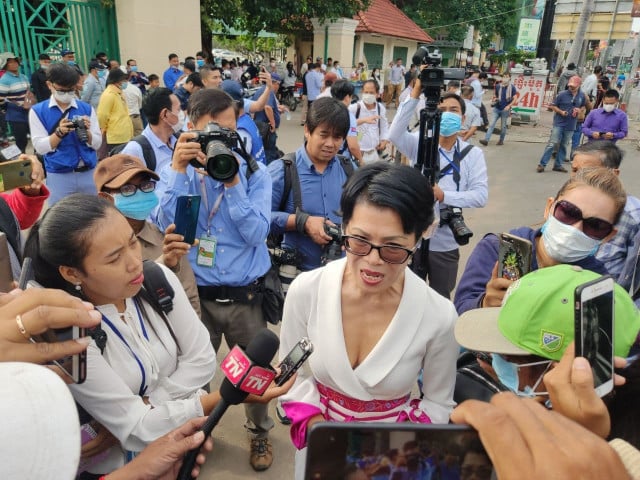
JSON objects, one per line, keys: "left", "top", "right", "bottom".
{"left": 455, "top": 264, "right": 640, "bottom": 361}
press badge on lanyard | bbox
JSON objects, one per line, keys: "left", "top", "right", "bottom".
{"left": 197, "top": 179, "right": 224, "bottom": 267}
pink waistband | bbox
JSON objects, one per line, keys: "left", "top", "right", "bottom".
{"left": 317, "top": 382, "right": 410, "bottom": 414}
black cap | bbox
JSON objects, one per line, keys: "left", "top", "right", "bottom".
{"left": 38, "top": 53, "right": 50, "bottom": 61}
{"left": 88, "top": 60, "right": 106, "bottom": 71}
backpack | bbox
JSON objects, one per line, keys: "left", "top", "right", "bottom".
{"left": 109, "top": 135, "right": 158, "bottom": 171}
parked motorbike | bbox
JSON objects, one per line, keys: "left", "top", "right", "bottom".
{"left": 278, "top": 85, "right": 300, "bottom": 112}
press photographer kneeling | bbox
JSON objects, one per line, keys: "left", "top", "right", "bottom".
{"left": 388, "top": 57, "right": 488, "bottom": 299}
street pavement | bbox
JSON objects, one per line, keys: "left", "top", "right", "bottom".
{"left": 199, "top": 96, "right": 640, "bottom": 480}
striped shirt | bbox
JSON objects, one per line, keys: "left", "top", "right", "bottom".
{"left": 0, "top": 71, "right": 30, "bottom": 122}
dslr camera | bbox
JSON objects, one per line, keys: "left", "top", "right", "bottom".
{"left": 70, "top": 116, "right": 89, "bottom": 143}
{"left": 440, "top": 206, "right": 473, "bottom": 245}
{"left": 189, "top": 122, "right": 241, "bottom": 182}
{"left": 321, "top": 224, "right": 343, "bottom": 265}
{"left": 270, "top": 246, "right": 301, "bottom": 294}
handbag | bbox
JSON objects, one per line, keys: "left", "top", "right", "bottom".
{"left": 261, "top": 262, "right": 285, "bottom": 325}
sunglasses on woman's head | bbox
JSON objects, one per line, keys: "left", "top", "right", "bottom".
{"left": 553, "top": 199, "right": 614, "bottom": 240}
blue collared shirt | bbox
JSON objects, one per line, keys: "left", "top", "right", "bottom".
{"left": 268, "top": 146, "right": 347, "bottom": 271}
{"left": 163, "top": 67, "right": 182, "bottom": 91}
{"left": 120, "top": 125, "right": 176, "bottom": 173}
{"left": 154, "top": 156, "right": 272, "bottom": 287}
{"left": 306, "top": 70, "right": 323, "bottom": 101}
{"left": 552, "top": 90, "right": 586, "bottom": 130}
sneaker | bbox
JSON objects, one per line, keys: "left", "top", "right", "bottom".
{"left": 536, "top": 165, "right": 545, "bottom": 173}
{"left": 552, "top": 166, "right": 568, "bottom": 173}
{"left": 275, "top": 402, "right": 291, "bottom": 425}
{"left": 249, "top": 438, "right": 273, "bottom": 471}
{"left": 496, "top": 140, "right": 504, "bottom": 145}
{"left": 479, "top": 139, "right": 488, "bottom": 146}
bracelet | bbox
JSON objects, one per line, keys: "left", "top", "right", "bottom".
{"left": 295, "top": 210, "right": 309, "bottom": 235}
{"left": 55, "top": 128, "right": 65, "bottom": 138}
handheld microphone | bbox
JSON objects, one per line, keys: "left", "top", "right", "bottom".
{"left": 176, "top": 329, "right": 279, "bottom": 480}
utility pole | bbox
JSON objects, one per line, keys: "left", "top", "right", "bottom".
{"left": 622, "top": 33, "right": 640, "bottom": 108}
{"left": 565, "top": 0, "right": 595, "bottom": 67}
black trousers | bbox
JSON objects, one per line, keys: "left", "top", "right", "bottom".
{"left": 8, "top": 121, "right": 29, "bottom": 153}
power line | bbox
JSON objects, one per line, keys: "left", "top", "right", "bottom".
{"left": 425, "top": 1, "right": 537, "bottom": 30}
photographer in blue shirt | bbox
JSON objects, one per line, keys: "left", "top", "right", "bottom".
{"left": 154, "top": 88, "right": 275, "bottom": 472}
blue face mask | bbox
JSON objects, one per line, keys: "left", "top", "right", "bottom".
{"left": 98, "top": 69, "right": 106, "bottom": 78}
{"left": 130, "top": 65, "right": 138, "bottom": 72}
{"left": 67, "top": 60, "right": 76, "bottom": 66}
{"left": 491, "top": 354, "right": 551, "bottom": 398}
{"left": 197, "top": 59, "right": 205, "bottom": 67}
{"left": 439, "top": 111, "right": 462, "bottom": 137}
{"left": 120, "top": 82, "right": 129, "bottom": 90}
{"left": 113, "top": 190, "right": 159, "bottom": 220}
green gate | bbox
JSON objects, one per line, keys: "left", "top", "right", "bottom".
{"left": 0, "top": 0, "right": 119, "bottom": 75}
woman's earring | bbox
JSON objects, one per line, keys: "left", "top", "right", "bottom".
{"left": 75, "top": 284, "right": 82, "bottom": 292}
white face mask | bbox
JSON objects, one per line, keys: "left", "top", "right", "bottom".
{"left": 170, "top": 110, "right": 186, "bottom": 133}
{"left": 54, "top": 90, "right": 75, "bottom": 104}
{"left": 603, "top": 104, "right": 616, "bottom": 113}
{"left": 541, "top": 214, "right": 602, "bottom": 263}
{"left": 362, "top": 93, "right": 376, "bottom": 105}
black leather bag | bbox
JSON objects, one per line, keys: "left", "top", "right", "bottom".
{"left": 262, "top": 263, "right": 285, "bottom": 325}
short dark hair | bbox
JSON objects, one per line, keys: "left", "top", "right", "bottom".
{"left": 186, "top": 72, "right": 204, "bottom": 88}
{"left": 126, "top": 59, "right": 135, "bottom": 66}
{"left": 106, "top": 68, "right": 127, "bottom": 86}
{"left": 148, "top": 74, "right": 159, "bottom": 82}
{"left": 441, "top": 92, "right": 466, "bottom": 115}
{"left": 568, "top": 62, "right": 576, "bottom": 70}
{"left": 168, "top": 53, "right": 178, "bottom": 61}
{"left": 183, "top": 61, "right": 196, "bottom": 74}
{"left": 362, "top": 79, "right": 379, "bottom": 92}
{"left": 24, "top": 195, "right": 118, "bottom": 294}
{"left": 460, "top": 85, "right": 474, "bottom": 98}
{"left": 594, "top": 65, "right": 603, "bottom": 74}
{"left": 306, "top": 97, "right": 350, "bottom": 139}
{"left": 341, "top": 163, "right": 435, "bottom": 240}
{"left": 46, "top": 63, "right": 79, "bottom": 87}
{"left": 38, "top": 53, "right": 50, "bottom": 61}
{"left": 96, "top": 52, "right": 107, "bottom": 58}
{"left": 330, "top": 79, "right": 354, "bottom": 101}
{"left": 573, "top": 141, "right": 624, "bottom": 169}
{"left": 221, "top": 59, "right": 229, "bottom": 68}
{"left": 142, "top": 87, "right": 174, "bottom": 125}
{"left": 187, "top": 88, "right": 234, "bottom": 125}
{"left": 604, "top": 89, "right": 620, "bottom": 100}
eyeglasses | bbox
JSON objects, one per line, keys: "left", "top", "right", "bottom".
{"left": 343, "top": 235, "right": 418, "bottom": 264}
{"left": 553, "top": 199, "right": 614, "bottom": 240}
{"left": 116, "top": 180, "right": 156, "bottom": 197}
{"left": 53, "top": 86, "right": 75, "bottom": 94}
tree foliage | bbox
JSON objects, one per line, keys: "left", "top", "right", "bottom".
{"left": 393, "top": 0, "right": 520, "bottom": 49}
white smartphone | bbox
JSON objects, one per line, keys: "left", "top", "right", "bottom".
{"left": 574, "top": 276, "right": 615, "bottom": 397}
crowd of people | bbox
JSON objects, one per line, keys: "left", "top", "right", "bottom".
{"left": 0, "top": 46, "right": 639, "bottom": 480}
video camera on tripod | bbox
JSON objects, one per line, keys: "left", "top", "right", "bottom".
{"left": 410, "top": 46, "right": 472, "bottom": 278}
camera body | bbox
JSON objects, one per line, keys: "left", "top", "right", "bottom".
{"left": 271, "top": 246, "right": 301, "bottom": 294}
{"left": 70, "top": 116, "right": 89, "bottom": 143}
{"left": 412, "top": 46, "right": 466, "bottom": 100}
{"left": 189, "top": 122, "right": 240, "bottom": 182}
{"left": 439, "top": 206, "right": 473, "bottom": 245}
{"left": 321, "top": 224, "right": 343, "bottom": 265}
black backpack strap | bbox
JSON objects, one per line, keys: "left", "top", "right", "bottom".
{"left": 133, "top": 135, "right": 156, "bottom": 171}
{"left": 336, "top": 154, "right": 355, "bottom": 178}
{"left": 142, "top": 260, "right": 174, "bottom": 314}
{"left": 355, "top": 103, "right": 361, "bottom": 119}
{"left": 277, "top": 152, "right": 299, "bottom": 212}
{"left": 439, "top": 143, "right": 474, "bottom": 191}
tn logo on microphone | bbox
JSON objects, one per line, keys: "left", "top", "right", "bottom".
{"left": 222, "top": 346, "right": 251, "bottom": 381}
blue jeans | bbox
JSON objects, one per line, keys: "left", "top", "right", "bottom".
{"left": 485, "top": 107, "right": 509, "bottom": 143}
{"left": 571, "top": 121, "right": 583, "bottom": 156}
{"left": 539, "top": 126, "right": 573, "bottom": 168}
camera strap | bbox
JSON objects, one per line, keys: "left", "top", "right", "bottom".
{"left": 439, "top": 142, "right": 473, "bottom": 191}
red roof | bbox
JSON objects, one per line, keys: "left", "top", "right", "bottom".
{"left": 354, "top": 0, "right": 433, "bottom": 43}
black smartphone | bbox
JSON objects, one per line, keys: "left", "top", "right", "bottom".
{"left": 305, "top": 422, "right": 492, "bottom": 480}
{"left": 0, "top": 233, "right": 14, "bottom": 292}
{"left": 26, "top": 280, "right": 88, "bottom": 384}
{"left": 17, "top": 256, "right": 33, "bottom": 290}
{"left": 174, "top": 195, "right": 201, "bottom": 245}
{"left": 275, "top": 337, "right": 313, "bottom": 386}
{"left": 497, "top": 233, "right": 533, "bottom": 280}
{"left": 0, "top": 157, "right": 33, "bottom": 192}
{"left": 575, "top": 276, "right": 615, "bottom": 397}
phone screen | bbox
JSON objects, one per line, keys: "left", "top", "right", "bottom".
{"left": 579, "top": 285, "right": 614, "bottom": 393}
{"left": 305, "top": 423, "right": 492, "bottom": 480}
{"left": 174, "top": 195, "right": 201, "bottom": 245}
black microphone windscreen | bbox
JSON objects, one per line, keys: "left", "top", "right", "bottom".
{"left": 219, "top": 328, "right": 280, "bottom": 405}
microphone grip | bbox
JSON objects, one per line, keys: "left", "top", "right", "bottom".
{"left": 176, "top": 399, "right": 230, "bottom": 480}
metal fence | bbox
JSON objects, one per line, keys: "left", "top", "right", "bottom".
{"left": 0, "top": 0, "right": 119, "bottom": 76}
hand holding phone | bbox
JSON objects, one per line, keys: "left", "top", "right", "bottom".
{"left": 574, "top": 276, "right": 614, "bottom": 397}
{"left": 0, "top": 157, "right": 33, "bottom": 192}
{"left": 497, "top": 233, "right": 532, "bottom": 281}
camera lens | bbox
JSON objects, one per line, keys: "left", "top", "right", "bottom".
{"left": 205, "top": 140, "right": 239, "bottom": 182}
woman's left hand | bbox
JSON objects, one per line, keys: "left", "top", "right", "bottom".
{"left": 81, "top": 421, "right": 119, "bottom": 458}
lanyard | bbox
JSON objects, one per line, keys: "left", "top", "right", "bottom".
{"left": 101, "top": 301, "right": 149, "bottom": 396}
{"left": 199, "top": 177, "right": 224, "bottom": 236}
{"left": 438, "top": 142, "right": 461, "bottom": 177}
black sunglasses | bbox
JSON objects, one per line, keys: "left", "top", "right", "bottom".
{"left": 117, "top": 180, "right": 156, "bottom": 197}
{"left": 553, "top": 200, "right": 614, "bottom": 240}
{"left": 343, "top": 235, "right": 417, "bottom": 264}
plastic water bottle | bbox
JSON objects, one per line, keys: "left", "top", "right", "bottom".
{"left": 285, "top": 110, "right": 291, "bottom": 121}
